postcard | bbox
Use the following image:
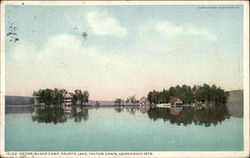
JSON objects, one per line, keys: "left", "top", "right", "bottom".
{"left": 0, "top": 1, "right": 249, "bottom": 157}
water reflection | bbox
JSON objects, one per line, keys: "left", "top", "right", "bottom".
{"left": 32, "top": 107, "right": 66, "bottom": 124}
{"left": 30, "top": 104, "right": 230, "bottom": 126}
{"left": 114, "top": 105, "right": 124, "bottom": 113}
{"left": 125, "top": 106, "right": 140, "bottom": 115}
{"left": 73, "top": 107, "right": 89, "bottom": 122}
{"left": 32, "top": 106, "right": 89, "bottom": 124}
{"left": 148, "top": 105, "right": 230, "bottom": 127}
{"left": 114, "top": 106, "right": 142, "bottom": 115}
{"left": 6, "top": 106, "right": 34, "bottom": 114}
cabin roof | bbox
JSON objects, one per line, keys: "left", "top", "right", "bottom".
{"left": 169, "top": 96, "right": 182, "bottom": 104}
{"left": 68, "top": 92, "right": 74, "bottom": 96}
{"left": 64, "top": 92, "right": 75, "bottom": 98}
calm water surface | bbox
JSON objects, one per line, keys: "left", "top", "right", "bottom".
{"left": 5, "top": 106, "right": 243, "bottom": 151}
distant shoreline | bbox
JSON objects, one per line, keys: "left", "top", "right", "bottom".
{"left": 5, "top": 90, "right": 244, "bottom": 117}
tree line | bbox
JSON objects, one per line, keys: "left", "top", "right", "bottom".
{"left": 114, "top": 95, "right": 139, "bottom": 106}
{"left": 147, "top": 84, "right": 229, "bottom": 105}
{"left": 33, "top": 88, "right": 89, "bottom": 106}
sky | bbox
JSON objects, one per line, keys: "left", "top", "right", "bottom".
{"left": 5, "top": 4, "right": 243, "bottom": 100}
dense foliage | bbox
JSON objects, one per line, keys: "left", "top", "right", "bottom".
{"left": 33, "top": 88, "right": 65, "bottom": 106}
{"left": 147, "top": 84, "right": 229, "bottom": 105}
{"left": 74, "top": 89, "right": 89, "bottom": 106}
{"left": 114, "top": 98, "right": 123, "bottom": 106}
{"left": 33, "top": 88, "right": 89, "bottom": 106}
{"left": 126, "top": 95, "right": 139, "bottom": 105}
{"left": 114, "top": 95, "right": 140, "bottom": 106}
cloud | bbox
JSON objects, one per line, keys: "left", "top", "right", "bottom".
{"left": 155, "top": 21, "right": 183, "bottom": 35}
{"left": 10, "top": 40, "right": 37, "bottom": 64}
{"left": 134, "top": 20, "right": 217, "bottom": 52}
{"left": 155, "top": 21, "right": 217, "bottom": 41}
{"left": 86, "top": 10, "right": 127, "bottom": 37}
{"left": 6, "top": 33, "right": 141, "bottom": 99}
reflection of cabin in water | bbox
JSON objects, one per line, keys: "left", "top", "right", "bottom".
{"left": 64, "top": 106, "right": 72, "bottom": 113}
{"left": 62, "top": 92, "right": 75, "bottom": 106}
{"left": 169, "top": 96, "right": 183, "bottom": 108}
{"left": 170, "top": 107, "right": 183, "bottom": 115}
{"left": 140, "top": 106, "right": 150, "bottom": 113}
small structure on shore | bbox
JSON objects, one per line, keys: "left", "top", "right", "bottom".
{"left": 169, "top": 96, "right": 183, "bottom": 108}
{"left": 62, "top": 92, "right": 75, "bottom": 106}
{"left": 156, "top": 96, "right": 183, "bottom": 108}
{"left": 139, "top": 97, "right": 150, "bottom": 106}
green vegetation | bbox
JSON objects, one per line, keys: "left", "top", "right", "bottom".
{"left": 114, "top": 95, "right": 140, "bottom": 106}
{"left": 147, "top": 84, "right": 229, "bottom": 105}
{"left": 33, "top": 88, "right": 89, "bottom": 106}
{"left": 114, "top": 98, "right": 123, "bottom": 106}
{"left": 33, "top": 88, "right": 64, "bottom": 106}
{"left": 74, "top": 90, "right": 89, "bottom": 106}
{"left": 126, "top": 95, "right": 139, "bottom": 105}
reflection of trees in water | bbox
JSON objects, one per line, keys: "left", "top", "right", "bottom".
{"left": 73, "top": 108, "right": 89, "bottom": 122}
{"left": 32, "top": 106, "right": 89, "bottom": 124}
{"left": 114, "top": 106, "right": 140, "bottom": 115}
{"left": 32, "top": 107, "right": 67, "bottom": 124}
{"left": 31, "top": 105, "right": 230, "bottom": 126}
{"left": 147, "top": 105, "right": 230, "bottom": 127}
{"left": 126, "top": 106, "right": 140, "bottom": 115}
{"left": 114, "top": 106, "right": 124, "bottom": 113}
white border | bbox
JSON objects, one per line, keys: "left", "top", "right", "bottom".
{"left": 0, "top": 1, "right": 249, "bottom": 158}
{"left": 0, "top": 1, "right": 6, "bottom": 157}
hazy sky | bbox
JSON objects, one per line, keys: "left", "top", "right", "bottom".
{"left": 5, "top": 4, "right": 243, "bottom": 100}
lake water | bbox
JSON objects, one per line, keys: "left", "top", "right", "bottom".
{"left": 5, "top": 106, "right": 243, "bottom": 151}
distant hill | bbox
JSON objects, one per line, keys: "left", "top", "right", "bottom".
{"left": 5, "top": 96, "right": 114, "bottom": 106}
{"left": 227, "top": 90, "right": 243, "bottom": 117}
{"left": 5, "top": 96, "right": 34, "bottom": 105}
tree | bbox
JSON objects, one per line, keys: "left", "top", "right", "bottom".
{"left": 114, "top": 98, "right": 122, "bottom": 106}
{"left": 83, "top": 90, "right": 89, "bottom": 105}
{"left": 203, "top": 84, "right": 210, "bottom": 103}
{"left": 147, "top": 90, "right": 159, "bottom": 105}
{"left": 158, "top": 91, "right": 168, "bottom": 103}
{"left": 74, "top": 90, "right": 84, "bottom": 106}
{"left": 33, "top": 90, "right": 43, "bottom": 103}
{"left": 146, "top": 84, "right": 229, "bottom": 106}
{"left": 51, "top": 88, "right": 60, "bottom": 106}
{"left": 147, "top": 91, "right": 153, "bottom": 105}
{"left": 127, "top": 95, "right": 139, "bottom": 105}
{"left": 210, "top": 84, "right": 217, "bottom": 104}
{"left": 180, "top": 85, "right": 193, "bottom": 104}
{"left": 129, "top": 95, "right": 139, "bottom": 105}
{"left": 168, "top": 87, "right": 176, "bottom": 96}
{"left": 33, "top": 88, "right": 53, "bottom": 106}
